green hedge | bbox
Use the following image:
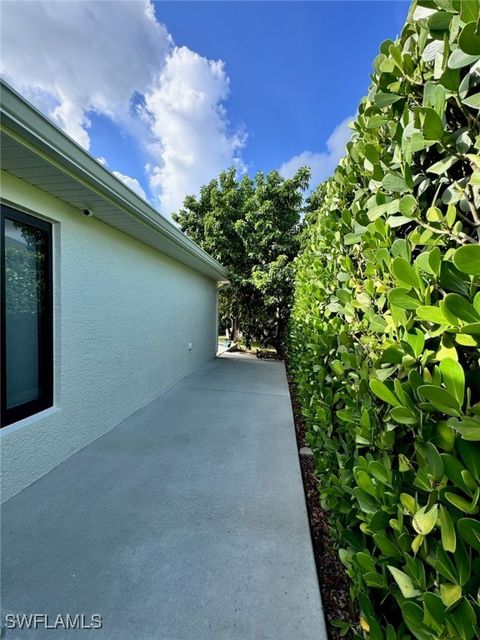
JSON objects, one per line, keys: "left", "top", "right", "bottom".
{"left": 289, "top": 2, "right": 480, "bottom": 638}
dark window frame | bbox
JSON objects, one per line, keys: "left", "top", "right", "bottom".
{"left": 1, "top": 204, "right": 53, "bottom": 427}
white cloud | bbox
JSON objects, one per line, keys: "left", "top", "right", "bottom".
{"left": 112, "top": 171, "right": 147, "bottom": 200}
{"left": 0, "top": 0, "right": 171, "bottom": 150}
{"left": 142, "top": 46, "right": 246, "bottom": 216}
{"left": 0, "top": 1, "right": 245, "bottom": 219}
{"left": 279, "top": 116, "right": 354, "bottom": 187}
{"left": 96, "top": 157, "right": 147, "bottom": 200}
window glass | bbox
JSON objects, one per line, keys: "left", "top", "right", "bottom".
{"left": 1, "top": 207, "right": 53, "bottom": 426}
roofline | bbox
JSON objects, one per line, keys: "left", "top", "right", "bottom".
{"left": 0, "top": 79, "right": 229, "bottom": 281}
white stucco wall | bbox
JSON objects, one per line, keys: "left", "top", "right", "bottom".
{"left": 1, "top": 171, "right": 218, "bottom": 503}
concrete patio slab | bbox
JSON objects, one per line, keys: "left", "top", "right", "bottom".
{"left": 1, "top": 354, "right": 326, "bottom": 639}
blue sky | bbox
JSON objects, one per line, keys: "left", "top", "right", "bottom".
{"left": 1, "top": 1, "right": 409, "bottom": 217}
{"left": 153, "top": 1, "right": 409, "bottom": 174}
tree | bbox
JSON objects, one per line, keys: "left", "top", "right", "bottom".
{"left": 173, "top": 166, "right": 310, "bottom": 354}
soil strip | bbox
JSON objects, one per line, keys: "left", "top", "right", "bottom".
{"left": 286, "top": 369, "right": 357, "bottom": 640}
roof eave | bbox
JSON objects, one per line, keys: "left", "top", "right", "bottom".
{"left": 0, "top": 79, "right": 229, "bottom": 282}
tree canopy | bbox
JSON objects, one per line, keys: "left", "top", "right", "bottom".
{"left": 173, "top": 166, "right": 310, "bottom": 353}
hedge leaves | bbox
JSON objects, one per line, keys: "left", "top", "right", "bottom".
{"left": 289, "top": 1, "right": 480, "bottom": 637}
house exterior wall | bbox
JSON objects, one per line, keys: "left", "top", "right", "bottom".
{"left": 1, "top": 171, "right": 218, "bottom": 503}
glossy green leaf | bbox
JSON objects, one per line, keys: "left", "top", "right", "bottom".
{"left": 391, "top": 257, "right": 421, "bottom": 290}
{"left": 444, "top": 492, "right": 479, "bottom": 514}
{"left": 449, "top": 598, "right": 477, "bottom": 640}
{"left": 441, "top": 454, "right": 471, "bottom": 493}
{"left": 438, "top": 505, "right": 456, "bottom": 553}
{"left": 418, "top": 442, "right": 444, "bottom": 481}
{"left": 453, "top": 539, "right": 471, "bottom": 588}
{"left": 389, "top": 288, "right": 420, "bottom": 310}
{"left": 461, "top": 322, "right": 480, "bottom": 335}
{"left": 369, "top": 379, "right": 402, "bottom": 407}
{"left": 449, "top": 416, "right": 480, "bottom": 440}
{"left": 432, "top": 420, "right": 456, "bottom": 451}
{"left": 363, "top": 571, "right": 386, "bottom": 588}
{"left": 431, "top": 543, "right": 458, "bottom": 582}
{"left": 455, "top": 333, "right": 478, "bottom": 346}
{"left": 417, "top": 385, "right": 461, "bottom": 416}
{"left": 439, "top": 583, "right": 461, "bottom": 606}
{"left": 439, "top": 357, "right": 465, "bottom": 406}
{"left": 387, "top": 566, "right": 421, "bottom": 598}
{"left": 461, "top": 1, "right": 479, "bottom": 23}
{"left": 453, "top": 244, "right": 480, "bottom": 276}
{"left": 428, "top": 155, "right": 459, "bottom": 175}
{"left": 462, "top": 92, "right": 480, "bottom": 110}
{"left": 444, "top": 293, "right": 480, "bottom": 323}
{"left": 428, "top": 247, "right": 441, "bottom": 275}
{"left": 355, "top": 551, "right": 376, "bottom": 573}
{"left": 427, "top": 11, "right": 452, "bottom": 33}
{"left": 368, "top": 461, "right": 391, "bottom": 485}
{"left": 459, "top": 22, "right": 480, "bottom": 56}
{"left": 400, "top": 493, "right": 418, "bottom": 516}
{"left": 406, "top": 329, "right": 425, "bottom": 358}
{"left": 412, "top": 504, "right": 438, "bottom": 535}
{"left": 401, "top": 602, "right": 435, "bottom": 640}
{"left": 474, "top": 291, "right": 480, "bottom": 314}
{"left": 457, "top": 439, "right": 480, "bottom": 481}
{"left": 440, "top": 261, "right": 470, "bottom": 296}
{"left": 367, "top": 199, "right": 400, "bottom": 221}
{"left": 423, "top": 593, "right": 446, "bottom": 627}
{"left": 356, "top": 470, "right": 377, "bottom": 497}
{"left": 374, "top": 92, "right": 402, "bottom": 108}
{"left": 390, "top": 406, "right": 417, "bottom": 424}
{"left": 382, "top": 173, "right": 409, "bottom": 193}
{"left": 399, "top": 194, "right": 417, "bottom": 217}
{"left": 457, "top": 518, "right": 480, "bottom": 551}
{"left": 448, "top": 48, "right": 480, "bottom": 69}
{"left": 423, "top": 107, "right": 444, "bottom": 141}
{"left": 416, "top": 305, "right": 448, "bottom": 324}
{"left": 373, "top": 532, "right": 401, "bottom": 558}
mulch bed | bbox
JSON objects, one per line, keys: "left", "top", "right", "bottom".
{"left": 286, "top": 369, "right": 358, "bottom": 640}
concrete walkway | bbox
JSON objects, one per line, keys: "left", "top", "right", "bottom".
{"left": 1, "top": 354, "right": 326, "bottom": 639}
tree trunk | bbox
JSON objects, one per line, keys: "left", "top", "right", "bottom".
{"left": 230, "top": 317, "right": 238, "bottom": 342}
{"left": 272, "top": 337, "right": 284, "bottom": 358}
{"left": 272, "top": 318, "right": 285, "bottom": 357}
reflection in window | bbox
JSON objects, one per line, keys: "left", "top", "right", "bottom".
{"left": 1, "top": 206, "right": 53, "bottom": 426}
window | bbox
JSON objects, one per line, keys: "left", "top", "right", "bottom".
{"left": 1, "top": 205, "right": 53, "bottom": 427}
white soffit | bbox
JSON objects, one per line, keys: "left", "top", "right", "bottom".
{"left": 0, "top": 80, "right": 228, "bottom": 283}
